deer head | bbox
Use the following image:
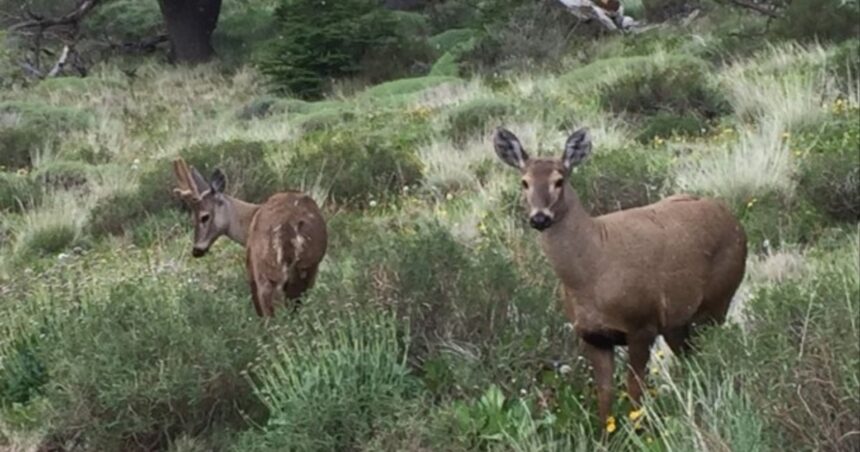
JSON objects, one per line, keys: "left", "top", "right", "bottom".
{"left": 493, "top": 127, "right": 592, "bottom": 231}
{"left": 173, "top": 158, "right": 232, "bottom": 257}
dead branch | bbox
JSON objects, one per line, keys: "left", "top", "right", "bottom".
{"left": 47, "top": 45, "right": 71, "bottom": 77}
{"left": 10, "top": 0, "right": 103, "bottom": 31}
{"left": 724, "top": 0, "right": 781, "bottom": 18}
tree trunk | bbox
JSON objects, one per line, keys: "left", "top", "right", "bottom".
{"left": 157, "top": 0, "right": 222, "bottom": 64}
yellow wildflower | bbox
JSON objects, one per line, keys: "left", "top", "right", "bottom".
{"left": 16, "top": 167, "right": 28, "bottom": 176}
{"left": 646, "top": 436, "right": 654, "bottom": 444}
{"left": 655, "top": 350, "right": 665, "bottom": 359}
{"left": 629, "top": 407, "right": 645, "bottom": 422}
{"left": 605, "top": 415, "right": 617, "bottom": 434}
{"left": 650, "top": 366, "right": 659, "bottom": 375}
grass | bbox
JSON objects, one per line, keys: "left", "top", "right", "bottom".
{"left": 0, "top": 7, "right": 858, "bottom": 452}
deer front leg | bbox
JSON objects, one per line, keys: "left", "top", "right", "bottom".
{"left": 582, "top": 341, "right": 615, "bottom": 424}
{"left": 626, "top": 330, "right": 656, "bottom": 406}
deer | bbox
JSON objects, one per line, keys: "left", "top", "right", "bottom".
{"left": 172, "top": 158, "right": 328, "bottom": 317}
{"left": 492, "top": 127, "right": 747, "bottom": 424}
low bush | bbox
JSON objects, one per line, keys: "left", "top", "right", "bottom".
{"left": 0, "top": 126, "right": 41, "bottom": 170}
{"left": 599, "top": 56, "right": 729, "bottom": 119}
{"left": 428, "top": 28, "right": 476, "bottom": 54}
{"left": 795, "top": 117, "right": 860, "bottom": 222}
{"left": 88, "top": 140, "right": 277, "bottom": 238}
{"left": 31, "top": 160, "right": 91, "bottom": 191}
{"left": 260, "top": 0, "right": 431, "bottom": 99}
{"left": 829, "top": 39, "right": 860, "bottom": 90}
{"left": 570, "top": 146, "right": 674, "bottom": 215}
{"left": 457, "top": 0, "right": 579, "bottom": 74}
{"left": 236, "top": 311, "right": 417, "bottom": 451}
{"left": 677, "top": 245, "right": 859, "bottom": 451}
{"left": 27, "top": 256, "right": 270, "bottom": 450}
{"left": 731, "top": 190, "right": 827, "bottom": 252}
{"left": 447, "top": 97, "right": 513, "bottom": 144}
{"left": 0, "top": 172, "right": 40, "bottom": 212}
{"left": 0, "top": 101, "right": 92, "bottom": 133}
{"left": 771, "top": 0, "right": 860, "bottom": 43}
{"left": 84, "top": 0, "right": 162, "bottom": 41}
{"left": 284, "top": 122, "right": 425, "bottom": 205}
{"left": 636, "top": 112, "right": 709, "bottom": 143}
{"left": 643, "top": 0, "right": 699, "bottom": 21}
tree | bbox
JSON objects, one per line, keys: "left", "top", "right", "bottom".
{"left": 156, "top": 0, "right": 222, "bottom": 64}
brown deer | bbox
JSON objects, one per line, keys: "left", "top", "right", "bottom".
{"left": 172, "top": 158, "right": 328, "bottom": 317}
{"left": 493, "top": 127, "right": 747, "bottom": 423}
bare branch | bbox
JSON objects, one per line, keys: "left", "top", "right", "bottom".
{"left": 47, "top": 45, "right": 71, "bottom": 77}
{"left": 724, "top": 0, "right": 780, "bottom": 18}
{"left": 10, "top": 0, "right": 103, "bottom": 31}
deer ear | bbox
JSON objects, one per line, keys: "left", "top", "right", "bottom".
{"left": 493, "top": 127, "right": 529, "bottom": 170}
{"left": 190, "top": 166, "right": 209, "bottom": 193}
{"left": 210, "top": 169, "right": 226, "bottom": 194}
{"left": 562, "top": 128, "right": 592, "bottom": 170}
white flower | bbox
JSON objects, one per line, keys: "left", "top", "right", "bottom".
{"left": 559, "top": 364, "right": 572, "bottom": 375}
{"left": 445, "top": 193, "right": 453, "bottom": 201}
{"left": 369, "top": 200, "right": 378, "bottom": 208}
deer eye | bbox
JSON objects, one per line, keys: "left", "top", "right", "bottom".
{"left": 199, "top": 213, "right": 210, "bottom": 223}
{"left": 553, "top": 179, "right": 564, "bottom": 189}
{"left": 521, "top": 180, "right": 529, "bottom": 189}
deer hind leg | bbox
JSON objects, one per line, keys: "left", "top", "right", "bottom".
{"left": 662, "top": 325, "right": 692, "bottom": 356}
{"left": 255, "top": 278, "right": 276, "bottom": 318}
{"left": 283, "top": 265, "right": 319, "bottom": 312}
{"left": 626, "top": 330, "right": 657, "bottom": 407}
{"left": 248, "top": 277, "right": 264, "bottom": 317}
{"left": 582, "top": 341, "right": 615, "bottom": 424}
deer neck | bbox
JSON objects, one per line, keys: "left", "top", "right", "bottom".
{"left": 539, "top": 186, "right": 601, "bottom": 291}
{"left": 224, "top": 195, "right": 260, "bottom": 247}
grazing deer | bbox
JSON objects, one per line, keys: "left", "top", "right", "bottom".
{"left": 493, "top": 127, "right": 747, "bottom": 423}
{"left": 172, "top": 158, "right": 328, "bottom": 317}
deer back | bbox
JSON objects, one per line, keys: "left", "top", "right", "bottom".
{"left": 246, "top": 192, "right": 328, "bottom": 284}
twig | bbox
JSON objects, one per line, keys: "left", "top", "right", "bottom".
{"left": 10, "top": 0, "right": 102, "bottom": 31}
{"left": 46, "top": 45, "right": 71, "bottom": 77}
{"left": 726, "top": 0, "right": 780, "bottom": 18}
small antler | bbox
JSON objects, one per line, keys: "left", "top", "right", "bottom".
{"left": 172, "top": 158, "right": 202, "bottom": 205}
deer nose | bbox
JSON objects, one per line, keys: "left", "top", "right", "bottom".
{"left": 529, "top": 212, "right": 553, "bottom": 231}
{"left": 191, "top": 247, "right": 208, "bottom": 258}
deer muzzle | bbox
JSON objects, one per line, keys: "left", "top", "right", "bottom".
{"left": 191, "top": 246, "right": 208, "bottom": 258}
{"left": 529, "top": 212, "right": 553, "bottom": 231}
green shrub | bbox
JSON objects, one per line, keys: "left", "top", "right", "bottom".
{"left": 0, "top": 333, "right": 48, "bottom": 407}
{"left": 284, "top": 124, "right": 424, "bottom": 204}
{"left": 84, "top": 0, "right": 162, "bottom": 41}
{"left": 31, "top": 160, "right": 91, "bottom": 190}
{"left": 682, "top": 246, "right": 859, "bottom": 451}
{"left": 86, "top": 191, "right": 147, "bottom": 237}
{"left": 260, "top": 0, "right": 425, "bottom": 99}
{"left": 447, "top": 98, "right": 513, "bottom": 144}
{"left": 179, "top": 140, "right": 279, "bottom": 203}
{"left": 36, "top": 259, "right": 268, "bottom": 450}
{"left": 570, "top": 146, "right": 674, "bottom": 215}
{"left": 732, "top": 191, "right": 827, "bottom": 252}
{"left": 599, "top": 56, "right": 729, "bottom": 119}
{"left": 0, "top": 101, "right": 92, "bottom": 132}
{"left": 295, "top": 108, "right": 356, "bottom": 133}
{"left": 236, "top": 311, "right": 417, "bottom": 452}
{"left": 0, "top": 126, "right": 41, "bottom": 170}
{"left": 17, "top": 222, "right": 79, "bottom": 257}
{"left": 457, "top": 1, "right": 579, "bottom": 74}
{"left": 636, "top": 112, "right": 709, "bottom": 143}
{"left": 428, "top": 28, "right": 477, "bottom": 54}
{"left": 0, "top": 172, "right": 39, "bottom": 212}
{"left": 88, "top": 140, "right": 278, "bottom": 238}
{"left": 214, "top": 7, "right": 277, "bottom": 68}
{"left": 795, "top": 117, "right": 860, "bottom": 222}
{"left": 642, "top": 0, "right": 698, "bottom": 21}
{"left": 359, "top": 75, "right": 460, "bottom": 98}
{"left": 772, "top": 0, "right": 860, "bottom": 43}
{"left": 829, "top": 39, "right": 860, "bottom": 90}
